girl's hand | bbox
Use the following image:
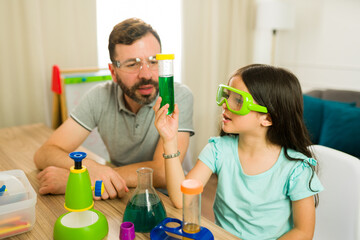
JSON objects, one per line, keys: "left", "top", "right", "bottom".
{"left": 153, "top": 97, "right": 179, "bottom": 143}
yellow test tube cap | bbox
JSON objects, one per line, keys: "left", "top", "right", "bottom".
{"left": 156, "top": 54, "right": 175, "bottom": 60}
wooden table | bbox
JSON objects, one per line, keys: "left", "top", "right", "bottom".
{"left": 0, "top": 123, "right": 238, "bottom": 239}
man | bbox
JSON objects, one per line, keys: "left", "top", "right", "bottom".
{"left": 34, "top": 18, "right": 194, "bottom": 199}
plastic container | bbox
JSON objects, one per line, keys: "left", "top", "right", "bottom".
{"left": 181, "top": 179, "right": 203, "bottom": 240}
{"left": 156, "top": 54, "right": 175, "bottom": 115}
{"left": 0, "top": 170, "right": 36, "bottom": 239}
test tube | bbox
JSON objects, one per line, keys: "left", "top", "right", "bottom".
{"left": 181, "top": 179, "right": 203, "bottom": 240}
{"left": 156, "top": 54, "right": 175, "bottom": 115}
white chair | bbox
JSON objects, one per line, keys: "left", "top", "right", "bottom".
{"left": 311, "top": 145, "right": 360, "bottom": 240}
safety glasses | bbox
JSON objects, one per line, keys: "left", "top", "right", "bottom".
{"left": 112, "top": 56, "right": 158, "bottom": 73}
{"left": 216, "top": 84, "right": 268, "bottom": 115}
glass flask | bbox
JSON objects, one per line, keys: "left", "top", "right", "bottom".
{"left": 156, "top": 54, "right": 175, "bottom": 115}
{"left": 181, "top": 179, "right": 203, "bottom": 240}
{"left": 123, "top": 167, "right": 166, "bottom": 232}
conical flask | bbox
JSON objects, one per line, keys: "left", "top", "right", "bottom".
{"left": 123, "top": 167, "right": 166, "bottom": 232}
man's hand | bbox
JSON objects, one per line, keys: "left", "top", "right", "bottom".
{"left": 37, "top": 166, "right": 68, "bottom": 195}
{"left": 37, "top": 163, "right": 129, "bottom": 200}
{"left": 85, "top": 161, "right": 129, "bottom": 199}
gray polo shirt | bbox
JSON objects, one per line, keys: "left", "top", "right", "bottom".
{"left": 70, "top": 81, "right": 194, "bottom": 166}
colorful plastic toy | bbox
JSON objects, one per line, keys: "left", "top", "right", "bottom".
{"left": 119, "top": 222, "right": 135, "bottom": 240}
{"left": 53, "top": 152, "right": 108, "bottom": 240}
{"left": 150, "top": 218, "right": 214, "bottom": 240}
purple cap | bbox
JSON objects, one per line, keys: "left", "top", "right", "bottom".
{"left": 120, "top": 222, "right": 135, "bottom": 240}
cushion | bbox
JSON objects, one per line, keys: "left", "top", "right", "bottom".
{"left": 319, "top": 103, "right": 360, "bottom": 159}
{"left": 303, "top": 95, "right": 356, "bottom": 144}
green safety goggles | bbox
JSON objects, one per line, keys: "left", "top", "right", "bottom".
{"left": 216, "top": 84, "right": 268, "bottom": 115}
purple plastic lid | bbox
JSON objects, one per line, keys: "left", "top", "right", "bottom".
{"left": 120, "top": 222, "right": 135, "bottom": 240}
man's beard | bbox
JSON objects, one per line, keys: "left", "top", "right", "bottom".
{"left": 116, "top": 74, "right": 159, "bottom": 105}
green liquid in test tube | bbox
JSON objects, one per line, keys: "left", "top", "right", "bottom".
{"left": 156, "top": 54, "right": 175, "bottom": 115}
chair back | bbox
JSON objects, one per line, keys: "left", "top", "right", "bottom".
{"left": 311, "top": 145, "right": 360, "bottom": 240}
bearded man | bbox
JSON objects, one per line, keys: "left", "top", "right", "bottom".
{"left": 34, "top": 18, "right": 194, "bottom": 199}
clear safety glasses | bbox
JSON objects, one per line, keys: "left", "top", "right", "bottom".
{"left": 216, "top": 84, "right": 268, "bottom": 115}
{"left": 112, "top": 56, "right": 158, "bottom": 73}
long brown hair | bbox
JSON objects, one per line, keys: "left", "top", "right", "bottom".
{"left": 220, "top": 64, "right": 319, "bottom": 206}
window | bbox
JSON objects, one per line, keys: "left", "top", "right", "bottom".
{"left": 96, "top": 0, "right": 182, "bottom": 82}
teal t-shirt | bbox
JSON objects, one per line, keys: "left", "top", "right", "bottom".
{"left": 198, "top": 135, "right": 324, "bottom": 240}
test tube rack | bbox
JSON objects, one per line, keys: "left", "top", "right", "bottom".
{"left": 150, "top": 217, "right": 214, "bottom": 240}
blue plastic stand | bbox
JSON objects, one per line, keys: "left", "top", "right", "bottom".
{"left": 150, "top": 218, "right": 214, "bottom": 240}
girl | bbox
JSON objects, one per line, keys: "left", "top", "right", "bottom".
{"left": 153, "top": 64, "right": 323, "bottom": 240}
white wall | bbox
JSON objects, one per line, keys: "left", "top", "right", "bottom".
{"left": 253, "top": 0, "right": 360, "bottom": 92}
{"left": 0, "top": 0, "right": 98, "bottom": 128}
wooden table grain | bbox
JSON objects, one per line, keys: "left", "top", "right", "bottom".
{"left": 0, "top": 123, "right": 239, "bottom": 239}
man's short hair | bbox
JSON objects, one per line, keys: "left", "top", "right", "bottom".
{"left": 108, "top": 18, "right": 161, "bottom": 62}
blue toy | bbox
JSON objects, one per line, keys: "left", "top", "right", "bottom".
{"left": 150, "top": 218, "right": 214, "bottom": 240}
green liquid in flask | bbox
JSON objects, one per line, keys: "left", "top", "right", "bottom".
{"left": 159, "top": 76, "right": 174, "bottom": 115}
{"left": 123, "top": 193, "right": 166, "bottom": 232}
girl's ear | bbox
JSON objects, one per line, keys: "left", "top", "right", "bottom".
{"left": 261, "top": 113, "right": 272, "bottom": 127}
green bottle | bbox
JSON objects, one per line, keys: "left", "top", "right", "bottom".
{"left": 123, "top": 193, "right": 166, "bottom": 232}
{"left": 156, "top": 54, "right": 175, "bottom": 115}
{"left": 123, "top": 168, "right": 166, "bottom": 232}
